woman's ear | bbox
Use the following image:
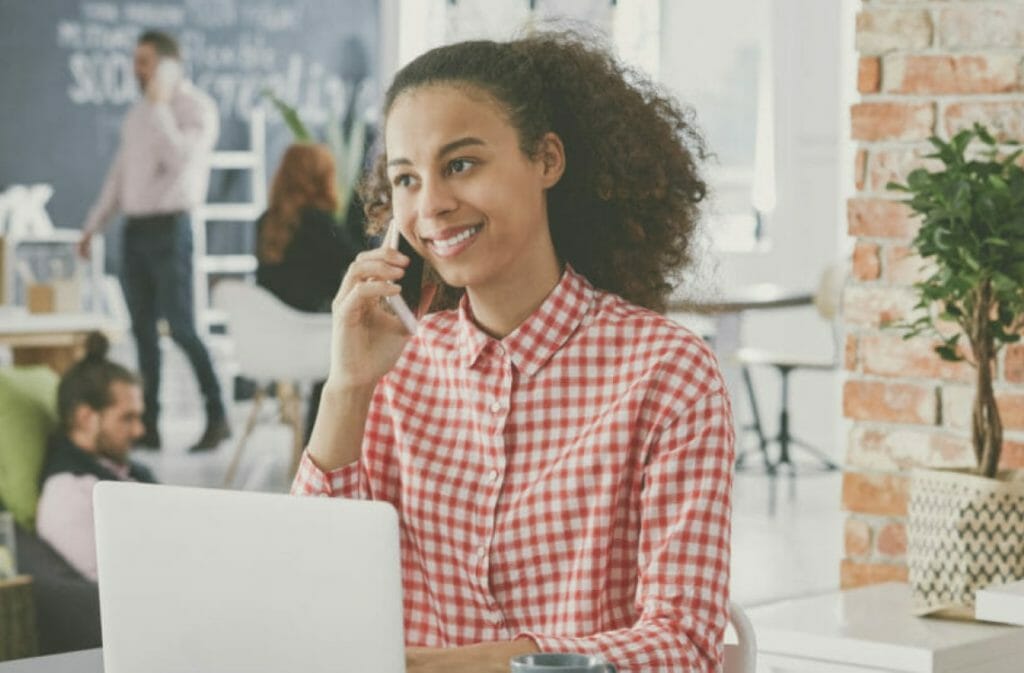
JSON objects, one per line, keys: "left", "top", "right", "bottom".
{"left": 537, "top": 132, "right": 566, "bottom": 189}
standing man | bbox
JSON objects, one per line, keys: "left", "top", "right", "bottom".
{"left": 78, "top": 30, "right": 229, "bottom": 452}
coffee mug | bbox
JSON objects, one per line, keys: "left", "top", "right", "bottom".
{"left": 510, "top": 652, "right": 617, "bottom": 673}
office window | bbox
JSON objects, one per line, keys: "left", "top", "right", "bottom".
{"left": 661, "top": 0, "right": 775, "bottom": 252}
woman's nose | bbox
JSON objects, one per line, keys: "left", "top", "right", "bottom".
{"left": 417, "top": 176, "right": 457, "bottom": 219}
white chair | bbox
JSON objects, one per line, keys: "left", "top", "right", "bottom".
{"left": 725, "top": 600, "right": 757, "bottom": 673}
{"left": 212, "top": 280, "right": 333, "bottom": 487}
{"left": 734, "top": 263, "right": 847, "bottom": 513}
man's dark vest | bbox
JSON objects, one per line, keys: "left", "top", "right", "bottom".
{"left": 39, "top": 435, "right": 156, "bottom": 487}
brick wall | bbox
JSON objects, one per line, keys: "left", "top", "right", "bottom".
{"left": 843, "top": 0, "right": 1024, "bottom": 588}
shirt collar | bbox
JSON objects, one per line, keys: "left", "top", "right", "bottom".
{"left": 457, "top": 265, "right": 595, "bottom": 377}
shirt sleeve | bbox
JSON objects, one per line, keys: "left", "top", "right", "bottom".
{"left": 517, "top": 385, "right": 735, "bottom": 673}
{"left": 147, "top": 89, "right": 218, "bottom": 175}
{"left": 82, "top": 147, "right": 123, "bottom": 235}
{"left": 290, "top": 383, "right": 402, "bottom": 508}
{"left": 35, "top": 473, "right": 102, "bottom": 581}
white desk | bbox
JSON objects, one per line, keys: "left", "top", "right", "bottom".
{"left": 0, "top": 309, "right": 119, "bottom": 374}
{"left": 977, "top": 579, "right": 1024, "bottom": 626}
{"left": 0, "top": 649, "right": 101, "bottom": 672}
{"left": 748, "top": 583, "right": 1024, "bottom": 673}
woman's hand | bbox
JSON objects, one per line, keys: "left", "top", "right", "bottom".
{"left": 406, "top": 640, "right": 539, "bottom": 673}
{"left": 326, "top": 247, "right": 413, "bottom": 390}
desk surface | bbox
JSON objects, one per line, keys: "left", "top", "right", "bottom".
{"left": 0, "top": 649, "right": 101, "bottom": 673}
{"left": 0, "top": 310, "right": 118, "bottom": 337}
{"left": 749, "top": 582, "right": 1024, "bottom": 673}
{"left": 669, "top": 283, "right": 813, "bottom": 315}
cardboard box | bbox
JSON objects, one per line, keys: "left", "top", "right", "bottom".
{"left": 27, "top": 283, "right": 54, "bottom": 313}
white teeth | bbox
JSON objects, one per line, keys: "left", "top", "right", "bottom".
{"left": 430, "top": 226, "right": 480, "bottom": 250}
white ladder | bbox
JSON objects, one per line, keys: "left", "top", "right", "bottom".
{"left": 192, "top": 107, "right": 267, "bottom": 332}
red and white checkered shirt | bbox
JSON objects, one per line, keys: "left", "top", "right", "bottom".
{"left": 292, "top": 266, "right": 734, "bottom": 673}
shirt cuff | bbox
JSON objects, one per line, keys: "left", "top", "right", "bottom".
{"left": 515, "top": 631, "right": 602, "bottom": 657}
{"left": 290, "top": 450, "right": 360, "bottom": 497}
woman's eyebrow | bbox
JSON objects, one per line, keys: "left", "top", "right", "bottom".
{"left": 387, "top": 137, "right": 486, "bottom": 168}
{"left": 437, "top": 136, "right": 485, "bottom": 158}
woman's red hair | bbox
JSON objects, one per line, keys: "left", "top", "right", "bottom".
{"left": 259, "top": 143, "right": 339, "bottom": 263}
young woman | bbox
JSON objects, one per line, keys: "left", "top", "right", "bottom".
{"left": 255, "top": 142, "right": 361, "bottom": 313}
{"left": 292, "top": 32, "right": 733, "bottom": 673}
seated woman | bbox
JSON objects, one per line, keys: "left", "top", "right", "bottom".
{"left": 256, "top": 143, "right": 362, "bottom": 437}
{"left": 292, "top": 32, "right": 733, "bottom": 673}
{"left": 255, "top": 142, "right": 360, "bottom": 313}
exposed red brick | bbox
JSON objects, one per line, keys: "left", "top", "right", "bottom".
{"left": 844, "top": 380, "right": 936, "bottom": 424}
{"left": 845, "top": 335, "right": 859, "bottom": 372}
{"left": 847, "top": 198, "right": 917, "bottom": 238}
{"left": 876, "top": 522, "right": 908, "bottom": 558}
{"left": 945, "top": 102, "right": 1024, "bottom": 142}
{"left": 859, "top": 333, "right": 973, "bottom": 382}
{"left": 998, "top": 392, "right": 1024, "bottom": 431}
{"left": 938, "top": 6, "right": 1024, "bottom": 49}
{"left": 845, "top": 518, "right": 872, "bottom": 558}
{"left": 1005, "top": 344, "right": 1024, "bottom": 384}
{"left": 999, "top": 440, "right": 1024, "bottom": 470}
{"left": 942, "top": 388, "right": 1024, "bottom": 432}
{"left": 853, "top": 242, "right": 881, "bottom": 281}
{"left": 882, "top": 54, "right": 1022, "bottom": 95}
{"left": 842, "top": 472, "right": 909, "bottom": 517}
{"left": 854, "top": 149, "right": 868, "bottom": 192}
{"left": 859, "top": 57, "right": 881, "bottom": 93}
{"left": 852, "top": 102, "right": 934, "bottom": 142}
{"left": 840, "top": 559, "right": 909, "bottom": 589}
{"left": 843, "top": 286, "right": 918, "bottom": 329}
{"left": 868, "top": 148, "right": 943, "bottom": 193}
{"left": 856, "top": 10, "right": 932, "bottom": 54}
{"left": 847, "top": 426, "right": 973, "bottom": 471}
{"left": 885, "top": 245, "right": 937, "bottom": 286}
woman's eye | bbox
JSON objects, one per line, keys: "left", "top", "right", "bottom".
{"left": 447, "top": 158, "right": 473, "bottom": 175}
{"left": 392, "top": 174, "right": 414, "bottom": 188}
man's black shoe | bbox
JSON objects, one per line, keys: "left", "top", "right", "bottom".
{"left": 189, "top": 417, "right": 231, "bottom": 453}
{"left": 137, "top": 428, "right": 161, "bottom": 450}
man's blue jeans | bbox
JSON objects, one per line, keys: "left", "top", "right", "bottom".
{"left": 122, "top": 212, "right": 224, "bottom": 430}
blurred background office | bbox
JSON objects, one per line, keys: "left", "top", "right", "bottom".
{"left": 0, "top": 0, "right": 912, "bottom": 658}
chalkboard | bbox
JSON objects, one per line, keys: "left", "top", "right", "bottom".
{"left": 0, "top": 0, "right": 380, "bottom": 270}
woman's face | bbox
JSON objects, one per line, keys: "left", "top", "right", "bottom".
{"left": 385, "top": 84, "right": 562, "bottom": 295}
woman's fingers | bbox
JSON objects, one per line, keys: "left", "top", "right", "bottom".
{"left": 334, "top": 279, "right": 400, "bottom": 313}
{"left": 337, "top": 250, "right": 410, "bottom": 297}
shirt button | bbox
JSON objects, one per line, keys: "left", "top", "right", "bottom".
{"left": 488, "top": 469, "right": 499, "bottom": 483}
{"left": 490, "top": 401, "right": 502, "bottom": 413}
{"left": 489, "top": 612, "right": 503, "bottom": 625}
{"left": 477, "top": 546, "right": 487, "bottom": 559}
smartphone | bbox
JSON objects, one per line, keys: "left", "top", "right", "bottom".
{"left": 396, "top": 231, "right": 424, "bottom": 311}
{"left": 382, "top": 220, "right": 423, "bottom": 335}
{"left": 155, "top": 59, "right": 182, "bottom": 88}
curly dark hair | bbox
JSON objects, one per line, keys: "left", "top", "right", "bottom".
{"left": 359, "top": 30, "right": 708, "bottom": 312}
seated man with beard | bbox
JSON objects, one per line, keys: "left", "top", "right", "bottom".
{"left": 35, "top": 333, "right": 156, "bottom": 581}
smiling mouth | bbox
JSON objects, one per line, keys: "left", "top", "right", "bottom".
{"left": 424, "top": 224, "right": 482, "bottom": 256}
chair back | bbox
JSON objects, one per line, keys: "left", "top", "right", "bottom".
{"left": 724, "top": 600, "right": 757, "bottom": 673}
{"left": 813, "top": 262, "right": 847, "bottom": 322}
{"left": 212, "top": 280, "right": 332, "bottom": 383}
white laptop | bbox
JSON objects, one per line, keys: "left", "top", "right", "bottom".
{"left": 93, "top": 482, "right": 405, "bottom": 673}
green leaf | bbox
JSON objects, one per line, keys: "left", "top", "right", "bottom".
{"left": 935, "top": 343, "right": 963, "bottom": 362}
{"left": 974, "top": 123, "right": 996, "bottom": 145}
{"left": 262, "top": 88, "right": 312, "bottom": 141}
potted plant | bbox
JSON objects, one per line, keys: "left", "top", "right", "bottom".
{"left": 888, "top": 123, "right": 1024, "bottom": 617}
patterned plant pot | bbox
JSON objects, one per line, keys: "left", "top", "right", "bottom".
{"left": 907, "top": 467, "right": 1024, "bottom": 618}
